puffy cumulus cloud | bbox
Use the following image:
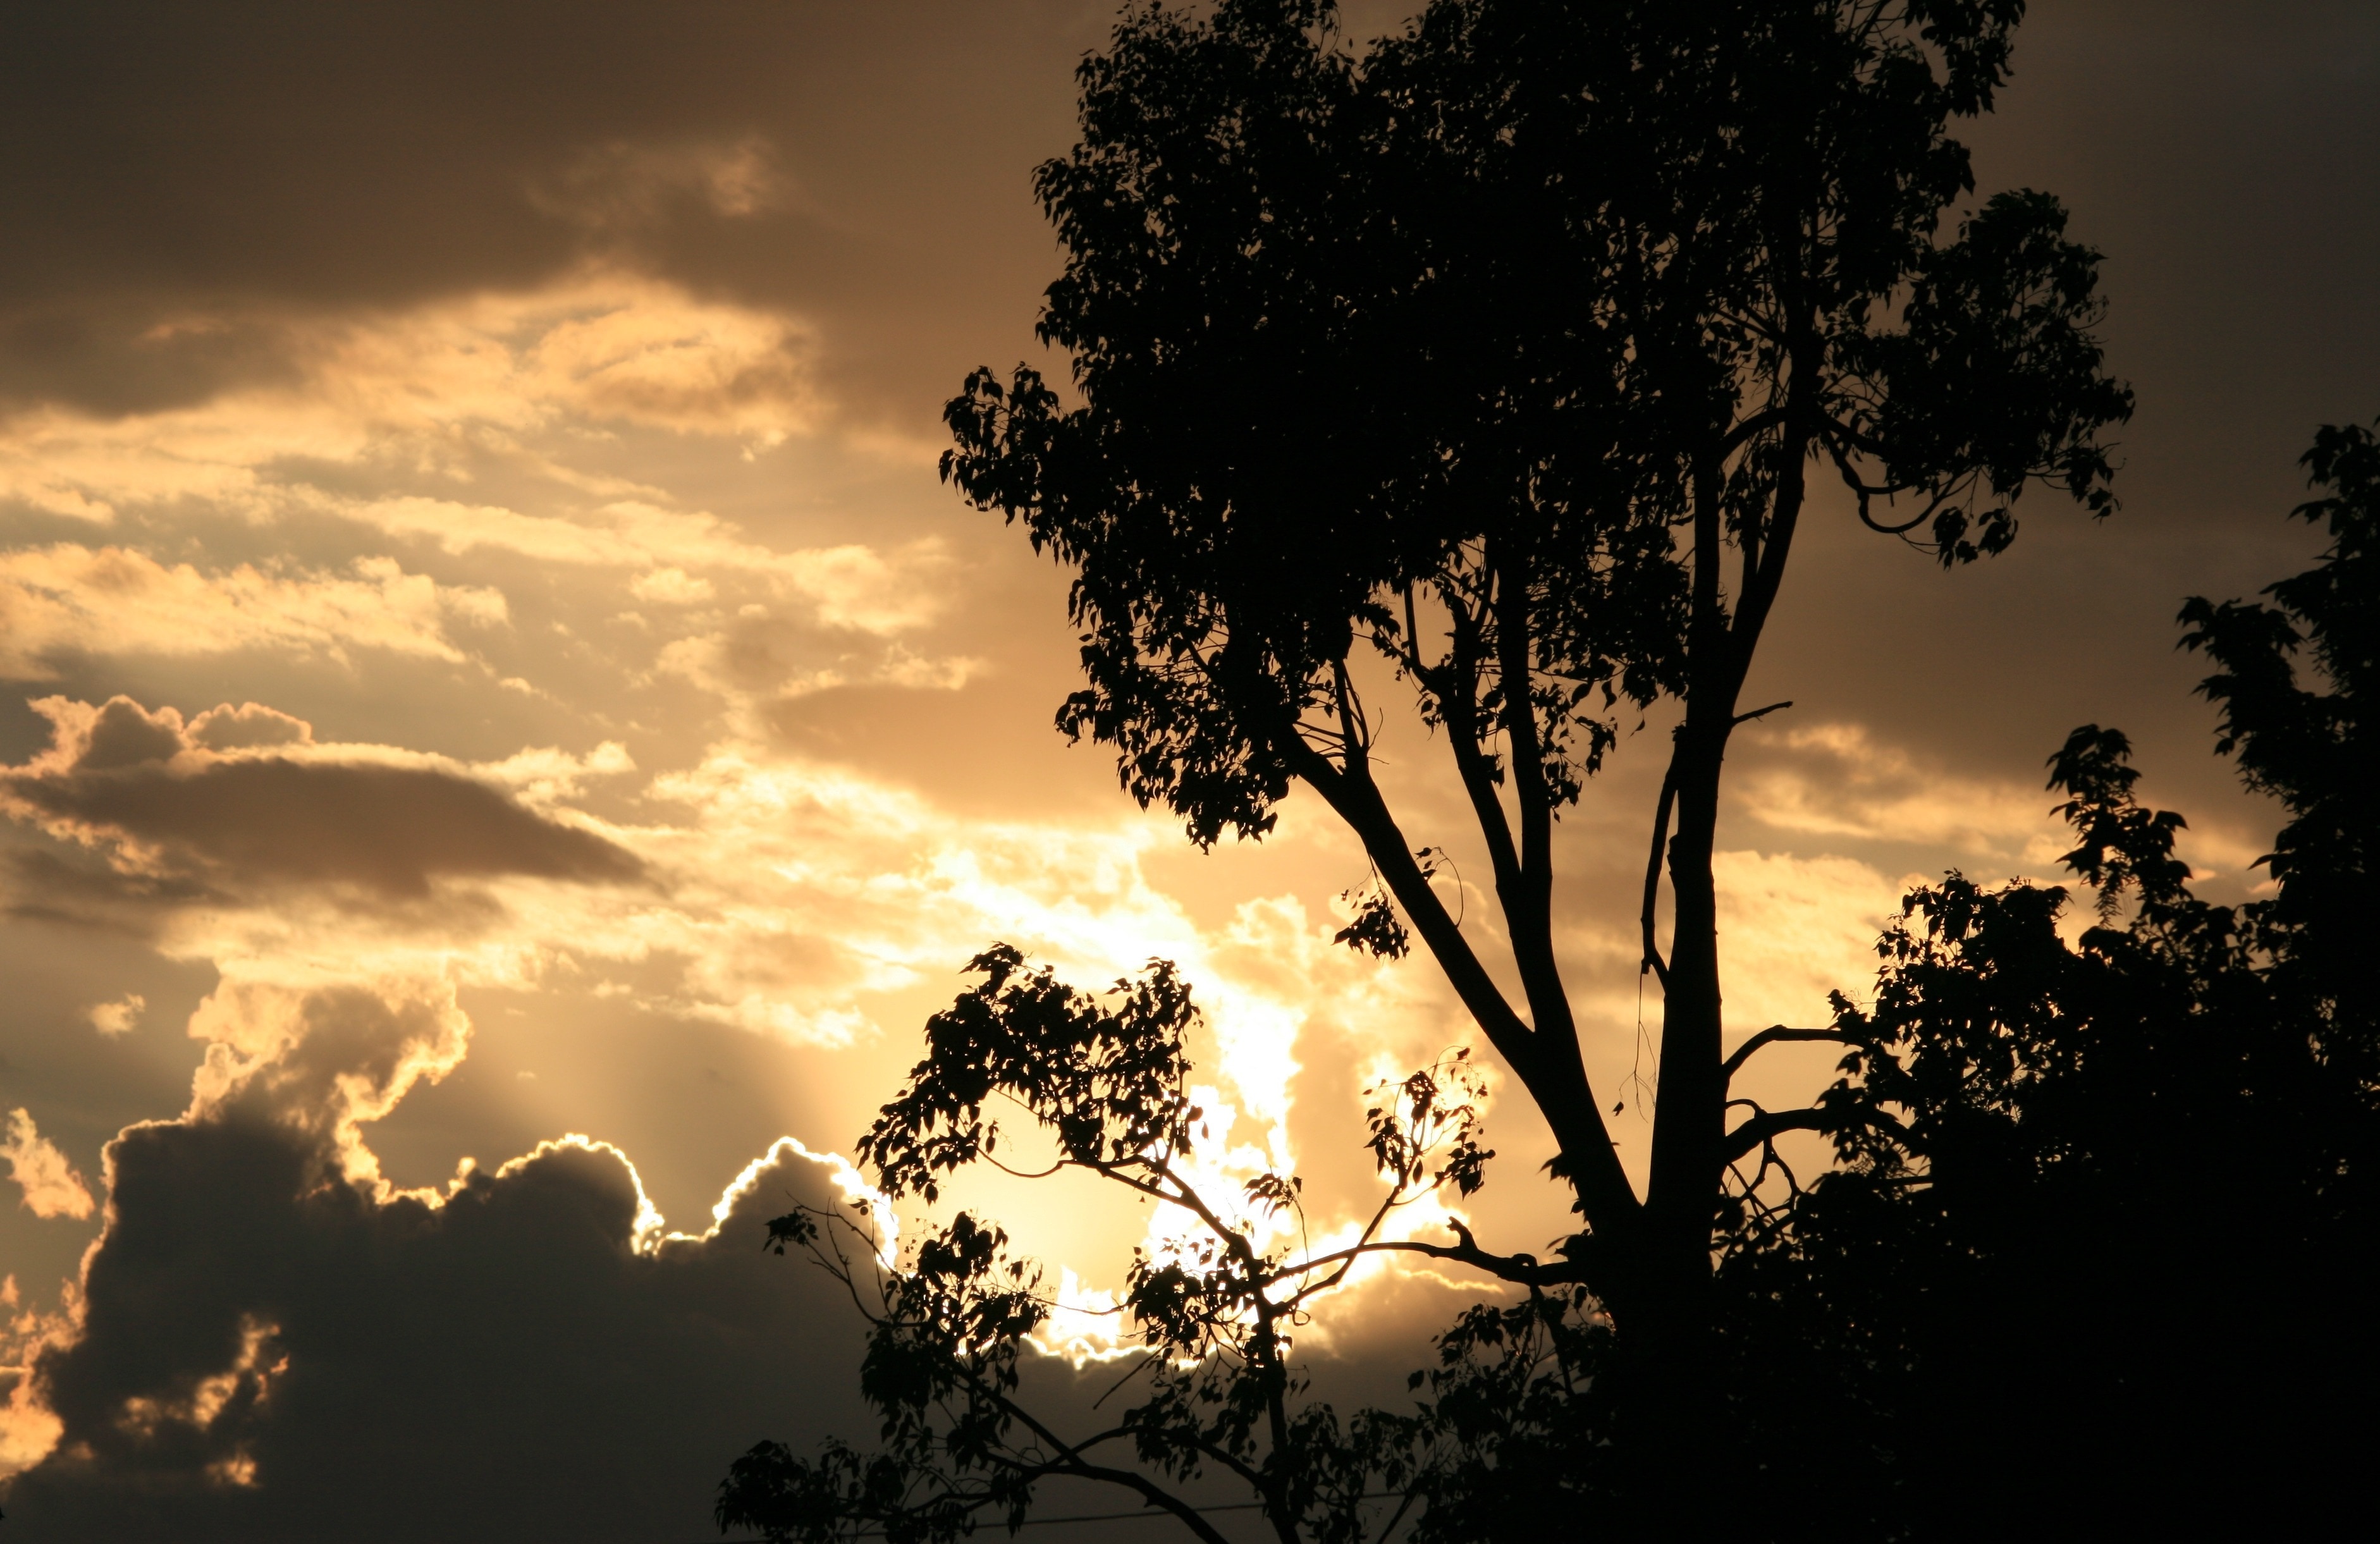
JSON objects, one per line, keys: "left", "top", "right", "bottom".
{"left": 0, "top": 1277, "right": 73, "bottom": 1475}
{"left": 0, "top": 546, "right": 505, "bottom": 680}
{"left": 0, "top": 958, "right": 884, "bottom": 1531}
{"left": 0, "top": 696, "right": 644, "bottom": 913}
{"left": 0, "top": 1119, "right": 880, "bottom": 1537}
{"left": 180, "top": 979, "right": 475, "bottom": 1199}
{"left": 0, "top": 806, "right": 1496, "bottom": 1536}
{"left": 1, "top": 1110, "right": 94, "bottom": 1221}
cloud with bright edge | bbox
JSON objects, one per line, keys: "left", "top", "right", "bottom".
{"left": 0, "top": 1112, "right": 94, "bottom": 1222}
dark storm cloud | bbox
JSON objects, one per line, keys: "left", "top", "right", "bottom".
{"left": 0, "top": 697, "right": 641, "bottom": 904}
{"left": 0, "top": 1, "right": 1106, "bottom": 423}
{"left": 1, "top": 1115, "right": 874, "bottom": 1540}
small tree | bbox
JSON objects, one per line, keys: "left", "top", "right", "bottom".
{"left": 720, "top": 946, "right": 1531, "bottom": 1543}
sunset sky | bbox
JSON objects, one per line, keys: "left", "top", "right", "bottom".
{"left": 0, "top": 3, "right": 2373, "bottom": 1538}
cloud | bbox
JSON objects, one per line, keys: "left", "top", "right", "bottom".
{"left": 0, "top": 275, "right": 821, "bottom": 522}
{"left": 0, "top": 969, "right": 857, "bottom": 1530}
{"left": 0, "top": 1119, "right": 879, "bottom": 1538}
{"left": 85, "top": 995, "right": 145, "bottom": 1036}
{"left": 0, "top": 5, "right": 1105, "bottom": 427}
{"left": 1731, "top": 721, "right": 2067, "bottom": 863}
{"left": 0, "top": 546, "right": 505, "bottom": 680}
{"left": 185, "top": 704, "right": 312, "bottom": 754}
{"left": 1, "top": 1110, "right": 94, "bottom": 1221}
{"left": 0, "top": 696, "right": 643, "bottom": 908}
{"left": 0, "top": 959, "right": 881, "bottom": 1533}
{"left": 1729, "top": 720, "right": 2270, "bottom": 891}
{"left": 627, "top": 566, "right": 713, "bottom": 605}
{"left": 339, "top": 496, "right": 951, "bottom": 636}
{"left": 181, "top": 979, "right": 475, "bottom": 1198}
{"left": 1710, "top": 849, "right": 1922, "bottom": 1030}
{"left": 0, "top": 914, "right": 1480, "bottom": 1536}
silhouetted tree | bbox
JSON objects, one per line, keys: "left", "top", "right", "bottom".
{"left": 1708, "top": 415, "right": 2380, "bottom": 1538}
{"left": 938, "top": 0, "right": 2125, "bottom": 1477}
{"left": 724, "top": 1, "right": 2148, "bottom": 1538}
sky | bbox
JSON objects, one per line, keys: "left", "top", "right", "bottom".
{"left": 0, "top": 2, "right": 2372, "bottom": 1538}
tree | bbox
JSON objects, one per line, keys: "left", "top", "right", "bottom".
{"left": 940, "top": 0, "right": 2125, "bottom": 1450}
{"left": 725, "top": 1, "right": 2140, "bottom": 1536}
{"left": 1709, "top": 415, "right": 2380, "bottom": 1537}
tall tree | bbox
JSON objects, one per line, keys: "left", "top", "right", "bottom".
{"left": 940, "top": 0, "right": 2129, "bottom": 1440}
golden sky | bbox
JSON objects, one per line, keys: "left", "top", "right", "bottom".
{"left": 0, "top": 3, "right": 2372, "bottom": 1537}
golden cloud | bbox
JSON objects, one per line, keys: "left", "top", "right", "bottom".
{"left": 0, "top": 546, "right": 505, "bottom": 678}
{"left": 0, "top": 1112, "right": 94, "bottom": 1222}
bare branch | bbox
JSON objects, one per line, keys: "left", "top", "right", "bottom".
{"left": 1269, "top": 1223, "right": 1597, "bottom": 1294}
{"left": 1731, "top": 699, "right": 1794, "bottom": 726}
{"left": 1721, "top": 1025, "right": 1868, "bottom": 1087}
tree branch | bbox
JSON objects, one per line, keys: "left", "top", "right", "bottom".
{"left": 1270, "top": 1222, "right": 1599, "bottom": 1294}
{"left": 1719, "top": 1106, "right": 1829, "bottom": 1167}
{"left": 1720, "top": 1025, "right": 1866, "bottom": 1087}
{"left": 1640, "top": 766, "right": 1677, "bottom": 988}
{"left": 1295, "top": 728, "right": 1641, "bottom": 1234}
{"left": 1438, "top": 579, "right": 1527, "bottom": 905}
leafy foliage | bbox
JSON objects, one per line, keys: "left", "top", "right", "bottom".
{"left": 938, "top": 4, "right": 2132, "bottom": 1314}
{"left": 721, "top": 949, "right": 1535, "bottom": 1544}
{"left": 732, "top": 411, "right": 2379, "bottom": 1538}
{"left": 1708, "top": 420, "right": 2380, "bottom": 1537}
{"left": 2180, "top": 415, "right": 2378, "bottom": 1037}
{"left": 1843, "top": 189, "right": 2133, "bottom": 560}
